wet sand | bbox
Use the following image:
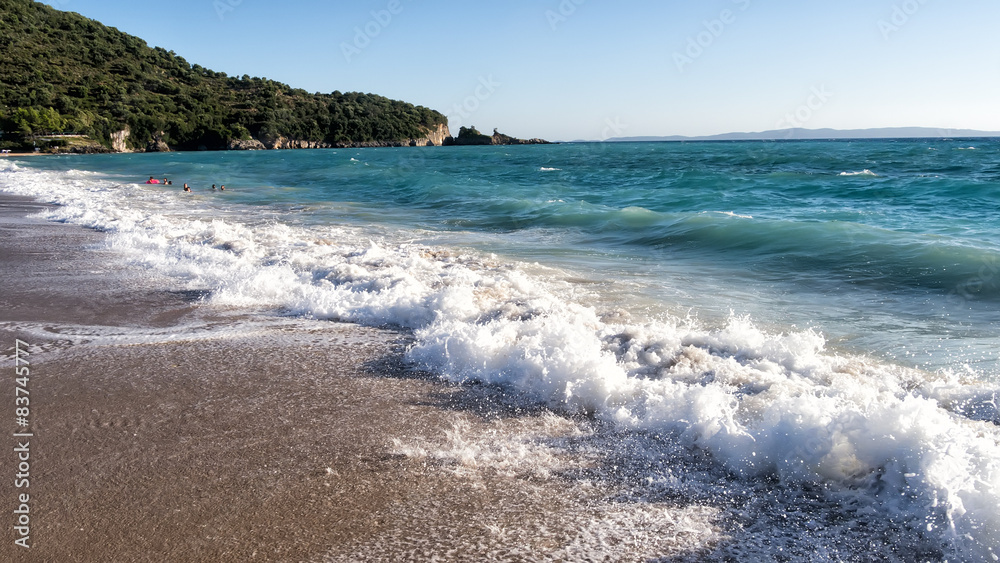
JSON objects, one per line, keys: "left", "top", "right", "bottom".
{"left": 1, "top": 195, "right": 723, "bottom": 562}
{"left": 0, "top": 196, "right": 498, "bottom": 561}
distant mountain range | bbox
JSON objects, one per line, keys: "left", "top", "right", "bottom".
{"left": 579, "top": 127, "right": 1000, "bottom": 143}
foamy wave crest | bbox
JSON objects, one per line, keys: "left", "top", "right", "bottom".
{"left": 3, "top": 164, "right": 998, "bottom": 560}
{"left": 709, "top": 210, "right": 753, "bottom": 219}
{"left": 839, "top": 169, "right": 877, "bottom": 177}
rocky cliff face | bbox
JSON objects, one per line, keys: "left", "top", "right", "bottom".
{"left": 103, "top": 122, "right": 452, "bottom": 152}
{"left": 223, "top": 123, "right": 451, "bottom": 151}
{"left": 227, "top": 138, "right": 266, "bottom": 150}
{"left": 110, "top": 127, "right": 131, "bottom": 153}
{"left": 413, "top": 123, "right": 450, "bottom": 146}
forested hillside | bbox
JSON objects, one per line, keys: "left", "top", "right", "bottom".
{"left": 0, "top": 0, "right": 447, "bottom": 151}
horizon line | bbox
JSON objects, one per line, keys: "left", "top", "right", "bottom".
{"left": 559, "top": 126, "right": 1000, "bottom": 143}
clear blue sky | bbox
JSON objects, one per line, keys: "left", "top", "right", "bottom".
{"left": 42, "top": 0, "right": 1000, "bottom": 140}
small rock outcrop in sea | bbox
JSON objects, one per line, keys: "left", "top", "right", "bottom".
{"left": 444, "top": 126, "right": 551, "bottom": 146}
{"left": 414, "top": 123, "right": 451, "bottom": 146}
{"left": 227, "top": 138, "right": 266, "bottom": 150}
{"left": 146, "top": 131, "right": 171, "bottom": 152}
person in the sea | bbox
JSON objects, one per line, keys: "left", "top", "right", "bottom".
{"left": 211, "top": 184, "right": 217, "bottom": 191}
{"left": 162, "top": 178, "right": 172, "bottom": 185}
{"left": 219, "top": 185, "right": 225, "bottom": 191}
{"left": 183, "top": 183, "right": 191, "bottom": 192}
{"left": 146, "top": 176, "right": 160, "bottom": 184}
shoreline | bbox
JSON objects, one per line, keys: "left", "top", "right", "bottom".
{"left": 0, "top": 127, "right": 551, "bottom": 158}
{"left": 0, "top": 194, "right": 428, "bottom": 560}
{"left": 0, "top": 142, "right": 556, "bottom": 158}
{"left": 0, "top": 194, "right": 472, "bottom": 560}
{"left": 0, "top": 193, "right": 715, "bottom": 561}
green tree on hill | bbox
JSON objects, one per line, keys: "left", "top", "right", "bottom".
{"left": 0, "top": 0, "right": 448, "bottom": 151}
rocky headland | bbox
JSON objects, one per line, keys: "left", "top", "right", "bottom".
{"left": 26, "top": 123, "right": 554, "bottom": 154}
{"left": 444, "top": 127, "right": 551, "bottom": 146}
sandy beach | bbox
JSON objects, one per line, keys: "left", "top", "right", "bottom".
{"left": 0, "top": 194, "right": 522, "bottom": 561}
{"left": 0, "top": 194, "right": 719, "bottom": 562}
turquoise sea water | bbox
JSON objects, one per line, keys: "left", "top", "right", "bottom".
{"left": 4, "top": 139, "right": 1000, "bottom": 560}
{"left": 18, "top": 140, "right": 1000, "bottom": 374}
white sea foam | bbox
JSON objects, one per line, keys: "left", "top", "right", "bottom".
{"left": 839, "top": 169, "right": 877, "bottom": 177}
{"left": 540, "top": 167, "right": 561, "bottom": 171}
{"left": 391, "top": 413, "right": 589, "bottom": 479}
{"left": 709, "top": 210, "right": 753, "bottom": 219}
{"left": 3, "top": 163, "right": 999, "bottom": 560}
